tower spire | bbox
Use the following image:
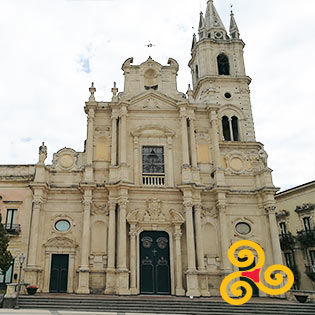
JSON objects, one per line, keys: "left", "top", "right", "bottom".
{"left": 229, "top": 7, "right": 240, "bottom": 39}
{"left": 204, "top": 0, "right": 227, "bottom": 32}
{"left": 197, "top": 0, "right": 228, "bottom": 40}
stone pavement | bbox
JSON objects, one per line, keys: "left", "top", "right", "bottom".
{"left": 0, "top": 311, "right": 180, "bottom": 315}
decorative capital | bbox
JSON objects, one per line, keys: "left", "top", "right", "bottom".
{"left": 216, "top": 202, "right": 227, "bottom": 213}
{"left": 88, "top": 108, "right": 95, "bottom": 120}
{"left": 33, "top": 200, "right": 43, "bottom": 207}
{"left": 108, "top": 201, "right": 116, "bottom": 212}
{"left": 119, "top": 199, "right": 128, "bottom": 208}
{"left": 183, "top": 200, "right": 193, "bottom": 210}
{"left": 265, "top": 205, "right": 276, "bottom": 215}
{"left": 174, "top": 231, "right": 182, "bottom": 239}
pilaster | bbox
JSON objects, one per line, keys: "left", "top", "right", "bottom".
{"left": 183, "top": 199, "right": 200, "bottom": 297}
{"left": 105, "top": 201, "right": 117, "bottom": 294}
{"left": 116, "top": 198, "right": 130, "bottom": 295}
{"left": 77, "top": 190, "right": 92, "bottom": 294}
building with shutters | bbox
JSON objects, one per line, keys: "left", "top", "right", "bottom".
{"left": 0, "top": 0, "right": 283, "bottom": 296}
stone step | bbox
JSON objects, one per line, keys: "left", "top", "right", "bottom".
{"left": 18, "top": 296, "right": 315, "bottom": 315}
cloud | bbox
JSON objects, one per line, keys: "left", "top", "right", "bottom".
{"left": 0, "top": 0, "right": 314, "bottom": 191}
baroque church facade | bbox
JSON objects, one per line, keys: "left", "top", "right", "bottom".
{"left": 0, "top": 0, "right": 283, "bottom": 297}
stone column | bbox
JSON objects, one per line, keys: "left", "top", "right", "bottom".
{"left": 217, "top": 203, "right": 232, "bottom": 272}
{"left": 181, "top": 114, "right": 190, "bottom": 166}
{"left": 194, "top": 204, "right": 205, "bottom": 271}
{"left": 111, "top": 116, "right": 117, "bottom": 165}
{"left": 28, "top": 200, "right": 42, "bottom": 266}
{"left": 174, "top": 226, "right": 185, "bottom": 296}
{"left": 266, "top": 206, "right": 283, "bottom": 265}
{"left": 68, "top": 253, "right": 75, "bottom": 293}
{"left": 189, "top": 119, "right": 197, "bottom": 168}
{"left": 209, "top": 109, "right": 220, "bottom": 167}
{"left": 43, "top": 252, "right": 50, "bottom": 293}
{"left": 84, "top": 108, "right": 95, "bottom": 182}
{"left": 129, "top": 225, "right": 137, "bottom": 294}
{"left": 133, "top": 136, "right": 140, "bottom": 185}
{"left": 120, "top": 107, "right": 127, "bottom": 164}
{"left": 117, "top": 199, "right": 129, "bottom": 294}
{"left": 184, "top": 200, "right": 200, "bottom": 296}
{"left": 77, "top": 192, "right": 92, "bottom": 294}
{"left": 209, "top": 109, "right": 225, "bottom": 185}
{"left": 105, "top": 201, "right": 116, "bottom": 294}
{"left": 167, "top": 136, "right": 174, "bottom": 187}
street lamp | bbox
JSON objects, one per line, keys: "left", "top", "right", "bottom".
{"left": 14, "top": 253, "right": 25, "bottom": 309}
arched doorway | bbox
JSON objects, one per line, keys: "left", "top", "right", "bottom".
{"left": 140, "top": 231, "right": 171, "bottom": 295}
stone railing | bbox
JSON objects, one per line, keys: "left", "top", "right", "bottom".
{"left": 142, "top": 174, "right": 165, "bottom": 186}
{"left": 3, "top": 224, "right": 21, "bottom": 235}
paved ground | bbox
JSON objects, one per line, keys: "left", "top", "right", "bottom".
{"left": 0, "top": 311, "right": 179, "bottom": 315}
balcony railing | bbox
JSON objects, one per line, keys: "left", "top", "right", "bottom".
{"left": 279, "top": 232, "right": 296, "bottom": 250}
{"left": 142, "top": 174, "right": 165, "bottom": 186}
{"left": 296, "top": 229, "right": 315, "bottom": 248}
{"left": 3, "top": 224, "right": 21, "bottom": 235}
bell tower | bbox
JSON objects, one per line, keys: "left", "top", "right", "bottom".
{"left": 189, "top": 0, "right": 255, "bottom": 142}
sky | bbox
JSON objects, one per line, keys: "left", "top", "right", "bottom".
{"left": 0, "top": 0, "right": 314, "bottom": 192}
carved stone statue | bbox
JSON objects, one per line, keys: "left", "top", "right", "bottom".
{"left": 258, "top": 148, "right": 268, "bottom": 167}
{"left": 38, "top": 142, "right": 47, "bottom": 163}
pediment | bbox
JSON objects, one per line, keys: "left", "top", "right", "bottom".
{"left": 128, "top": 92, "right": 178, "bottom": 111}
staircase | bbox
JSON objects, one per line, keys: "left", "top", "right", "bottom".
{"left": 18, "top": 295, "right": 315, "bottom": 314}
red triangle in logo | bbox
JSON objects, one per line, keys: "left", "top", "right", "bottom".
{"left": 241, "top": 268, "right": 261, "bottom": 283}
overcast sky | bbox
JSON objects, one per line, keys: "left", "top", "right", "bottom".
{"left": 0, "top": 0, "right": 314, "bottom": 191}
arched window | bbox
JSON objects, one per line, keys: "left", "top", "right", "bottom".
{"left": 231, "top": 116, "right": 239, "bottom": 141}
{"left": 195, "top": 65, "right": 199, "bottom": 80}
{"left": 222, "top": 116, "right": 231, "bottom": 141}
{"left": 217, "top": 54, "right": 230, "bottom": 75}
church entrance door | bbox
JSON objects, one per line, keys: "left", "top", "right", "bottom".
{"left": 49, "top": 254, "right": 69, "bottom": 293}
{"left": 140, "top": 231, "right": 171, "bottom": 295}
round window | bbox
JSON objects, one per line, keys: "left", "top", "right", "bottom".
{"left": 55, "top": 220, "right": 71, "bottom": 232}
{"left": 235, "top": 222, "right": 251, "bottom": 235}
{"left": 224, "top": 92, "right": 232, "bottom": 99}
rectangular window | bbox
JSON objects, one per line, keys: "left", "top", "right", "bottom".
{"left": 142, "top": 146, "right": 164, "bottom": 174}
{"left": 303, "top": 217, "right": 311, "bottom": 231}
{"left": 0, "top": 260, "right": 14, "bottom": 288}
{"left": 284, "top": 252, "right": 294, "bottom": 267}
{"left": 310, "top": 250, "right": 315, "bottom": 266}
{"left": 279, "top": 222, "right": 287, "bottom": 234}
{"left": 5, "top": 209, "right": 18, "bottom": 229}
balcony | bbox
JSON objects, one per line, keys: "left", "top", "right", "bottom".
{"left": 3, "top": 223, "right": 21, "bottom": 235}
{"left": 142, "top": 174, "right": 165, "bottom": 187}
{"left": 296, "top": 229, "right": 315, "bottom": 248}
{"left": 279, "top": 232, "right": 296, "bottom": 250}
{"left": 305, "top": 265, "right": 315, "bottom": 282}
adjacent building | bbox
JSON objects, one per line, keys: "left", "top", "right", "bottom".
{"left": 275, "top": 181, "right": 315, "bottom": 291}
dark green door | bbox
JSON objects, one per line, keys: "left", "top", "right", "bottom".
{"left": 140, "top": 231, "right": 171, "bottom": 295}
{"left": 239, "top": 257, "right": 259, "bottom": 297}
{"left": 49, "top": 254, "right": 69, "bottom": 293}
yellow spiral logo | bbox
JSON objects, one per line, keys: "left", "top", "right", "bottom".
{"left": 220, "top": 240, "right": 294, "bottom": 305}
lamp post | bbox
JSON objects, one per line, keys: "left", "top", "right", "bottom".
{"left": 14, "top": 253, "right": 25, "bottom": 309}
